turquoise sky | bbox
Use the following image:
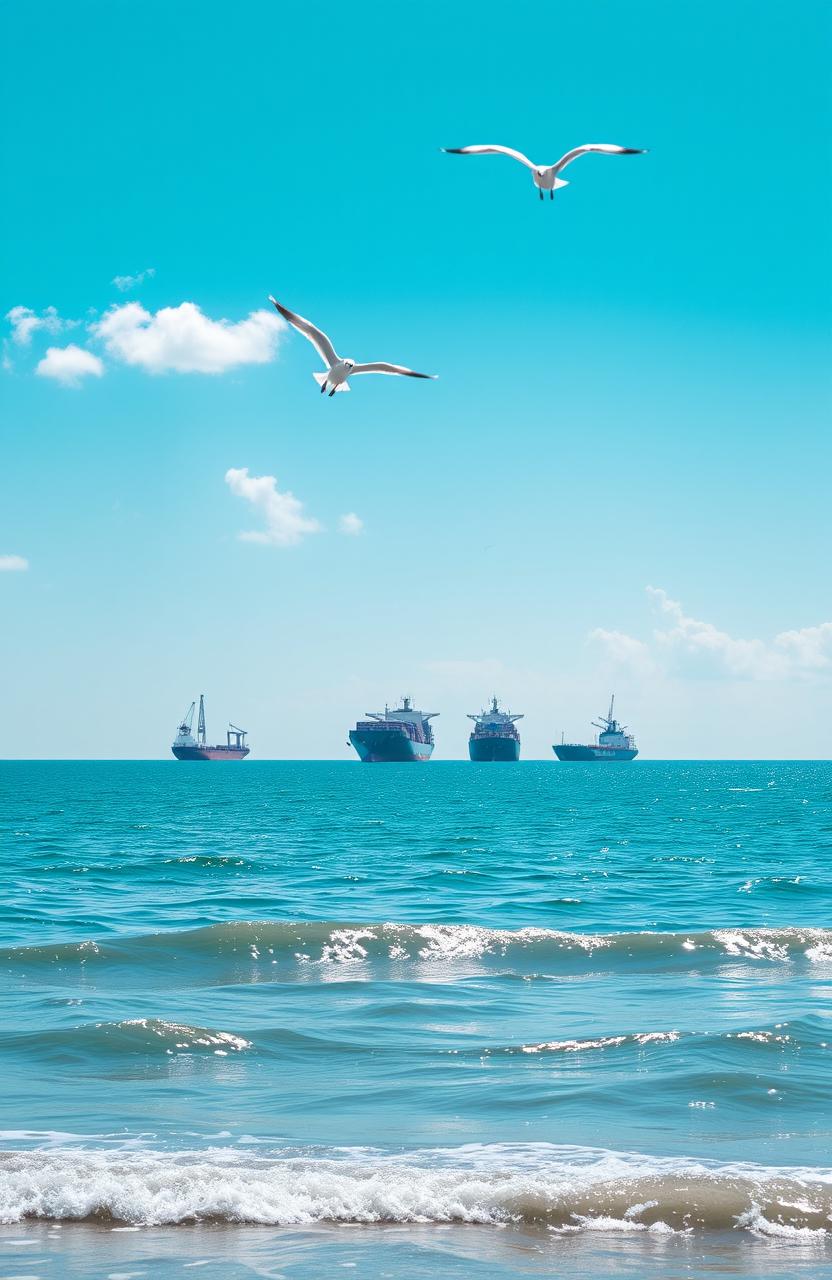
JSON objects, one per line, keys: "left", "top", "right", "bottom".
{"left": 1, "top": 0, "right": 830, "bottom": 759}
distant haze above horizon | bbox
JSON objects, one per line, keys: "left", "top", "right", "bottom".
{"left": 1, "top": 0, "right": 830, "bottom": 760}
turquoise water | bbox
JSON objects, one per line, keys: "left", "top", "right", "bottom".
{"left": 1, "top": 760, "right": 831, "bottom": 1277}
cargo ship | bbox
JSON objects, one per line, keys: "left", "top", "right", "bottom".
{"left": 554, "top": 695, "right": 638, "bottom": 761}
{"left": 172, "top": 695, "right": 250, "bottom": 761}
{"left": 468, "top": 697, "right": 522, "bottom": 761}
{"left": 349, "top": 697, "right": 437, "bottom": 762}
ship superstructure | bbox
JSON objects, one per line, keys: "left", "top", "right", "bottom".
{"left": 468, "top": 696, "right": 522, "bottom": 761}
{"left": 554, "top": 695, "right": 638, "bottom": 762}
{"left": 349, "top": 697, "right": 437, "bottom": 762}
{"left": 172, "top": 695, "right": 250, "bottom": 761}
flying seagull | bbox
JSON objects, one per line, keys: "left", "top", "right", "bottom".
{"left": 268, "top": 297, "right": 437, "bottom": 395}
{"left": 442, "top": 142, "right": 647, "bottom": 200}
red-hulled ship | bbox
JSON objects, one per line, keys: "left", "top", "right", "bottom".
{"left": 172, "top": 695, "right": 250, "bottom": 761}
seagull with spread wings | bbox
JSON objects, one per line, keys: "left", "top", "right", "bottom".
{"left": 442, "top": 142, "right": 647, "bottom": 200}
{"left": 268, "top": 297, "right": 437, "bottom": 396}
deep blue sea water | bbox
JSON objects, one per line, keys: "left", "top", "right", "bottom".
{"left": 1, "top": 760, "right": 831, "bottom": 1278}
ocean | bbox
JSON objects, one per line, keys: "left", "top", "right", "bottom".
{"left": 1, "top": 760, "right": 830, "bottom": 1278}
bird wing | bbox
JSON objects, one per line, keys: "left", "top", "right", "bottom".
{"left": 268, "top": 296, "right": 338, "bottom": 368}
{"left": 350, "top": 362, "right": 437, "bottom": 379}
{"left": 442, "top": 145, "right": 536, "bottom": 170}
{"left": 551, "top": 144, "right": 647, "bottom": 174}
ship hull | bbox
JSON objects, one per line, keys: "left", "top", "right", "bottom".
{"left": 553, "top": 744, "right": 638, "bottom": 761}
{"left": 349, "top": 730, "right": 433, "bottom": 762}
{"left": 172, "top": 746, "right": 250, "bottom": 761}
{"left": 469, "top": 736, "right": 520, "bottom": 762}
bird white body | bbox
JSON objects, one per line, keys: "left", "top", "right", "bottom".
{"left": 534, "top": 172, "right": 570, "bottom": 193}
{"left": 268, "top": 297, "right": 436, "bottom": 396}
{"left": 312, "top": 364, "right": 352, "bottom": 393}
{"left": 442, "top": 142, "right": 646, "bottom": 200}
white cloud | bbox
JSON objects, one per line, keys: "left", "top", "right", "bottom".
{"left": 112, "top": 268, "right": 156, "bottom": 292}
{"left": 36, "top": 344, "right": 104, "bottom": 387}
{"left": 589, "top": 586, "right": 832, "bottom": 682}
{"left": 0, "top": 554, "right": 29, "bottom": 572}
{"left": 645, "top": 586, "right": 789, "bottom": 679}
{"left": 775, "top": 623, "right": 832, "bottom": 671}
{"left": 589, "top": 627, "right": 654, "bottom": 674}
{"left": 6, "top": 305, "right": 68, "bottom": 346}
{"left": 92, "top": 302, "right": 285, "bottom": 374}
{"left": 225, "top": 467, "right": 322, "bottom": 547}
{"left": 339, "top": 512, "right": 364, "bottom": 536}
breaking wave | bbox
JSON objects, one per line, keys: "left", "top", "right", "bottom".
{"left": 3, "top": 921, "right": 831, "bottom": 972}
{"left": 1, "top": 1143, "right": 831, "bottom": 1235}
{"left": 1, "top": 1019, "right": 252, "bottom": 1060}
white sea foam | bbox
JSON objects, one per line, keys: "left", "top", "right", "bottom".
{"left": 295, "top": 923, "right": 612, "bottom": 966}
{"left": 734, "top": 1203, "right": 831, "bottom": 1239}
{"left": 0, "top": 1144, "right": 830, "bottom": 1234}
{"left": 712, "top": 928, "right": 832, "bottom": 963}
{"left": 521, "top": 1031, "right": 680, "bottom": 1055}
{"left": 117, "top": 1021, "right": 250, "bottom": 1052}
{"left": 805, "top": 939, "right": 832, "bottom": 963}
{"left": 522, "top": 1036, "right": 627, "bottom": 1054}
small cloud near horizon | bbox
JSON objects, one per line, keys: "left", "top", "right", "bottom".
{"left": 0, "top": 554, "right": 29, "bottom": 572}
{"left": 590, "top": 587, "right": 832, "bottom": 682}
{"left": 339, "top": 513, "right": 364, "bottom": 536}
{"left": 225, "top": 467, "right": 323, "bottom": 547}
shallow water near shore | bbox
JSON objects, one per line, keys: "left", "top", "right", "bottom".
{"left": 1, "top": 1219, "right": 830, "bottom": 1279}
{"left": 1, "top": 760, "right": 831, "bottom": 1277}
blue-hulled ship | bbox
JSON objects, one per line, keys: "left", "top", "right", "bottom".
{"left": 468, "top": 697, "right": 523, "bottom": 761}
{"left": 554, "top": 695, "right": 638, "bottom": 761}
{"left": 349, "top": 697, "right": 438, "bottom": 762}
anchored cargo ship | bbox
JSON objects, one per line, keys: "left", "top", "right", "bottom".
{"left": 554, "top": 695, "right": 638, "bottom": 762}
{"left": 349, "top": 697, "right": 437, "bottom": 762}
{"left": 172, "top": 695, "right": 250, "bottom": 761}
{"left": 468, "top": 697, "right": 523, "bottom": 761}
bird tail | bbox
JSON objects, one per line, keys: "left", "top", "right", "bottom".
{"left": 554, "top": 178, "right": 569, "bottom": 189}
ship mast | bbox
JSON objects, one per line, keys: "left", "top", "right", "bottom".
{"left": 197, "top": 694, "right": 206, "bottom": 746}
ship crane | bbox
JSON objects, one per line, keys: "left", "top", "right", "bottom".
{"left": 172, "top": 694, "right": 251, "bottom": 760}
{"left": 592, "top": 694, "right": 627, "bottom": 735}
{"left": 178, "top": 702, "right": 196, "bottom": 737}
